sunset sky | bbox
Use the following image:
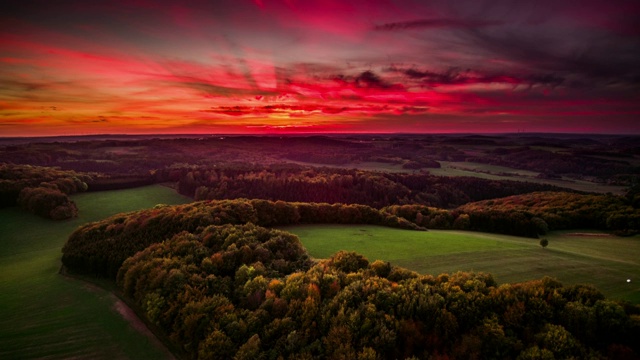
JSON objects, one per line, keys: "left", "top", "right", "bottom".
{"left": 1, "top": 0, "right": 639, "bottom": 136}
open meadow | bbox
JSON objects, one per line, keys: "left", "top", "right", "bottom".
{"left": 284, "top": 224, "right": 640, "bottom": 303}
{"left": 0, "top": 185, "right": 189, "bottom": 359}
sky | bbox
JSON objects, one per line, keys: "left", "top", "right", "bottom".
{"left": 1, "top": 0, "right": 639, "bottom": 136}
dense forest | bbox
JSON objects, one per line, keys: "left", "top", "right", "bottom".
{"left": 384, "top": 191, "right": 640, "bottom": 237}
{"left": 61, "top": 201, "right": 640, "bottom": 359}
{"left": 469, "top": 146, "right": 635, "bottom": 179}
{"left": 106, "top": 222, "right": 640, "bottom": 359}
{"left": 170, "top": 164, "right": 565, "bottom": 209}
{"left": 0, "top": 163, "right": 91, "bottom": 219}
{"left": 61, "top": 199, "right": 421, "bottom": 278}
{"left": 168, "top": 162, "right": 639, "bottom": 236}
{"left": 169, "top": 159, "right": 639, "bottom": 236}
{"left": 457, "top": 192, "right": 640, "bottom": 236}
{"left": 62, "top": 191, "right": 640, "bottom": 281}
{"left": 1, "top": 134, "right": 638, "bottom": 186}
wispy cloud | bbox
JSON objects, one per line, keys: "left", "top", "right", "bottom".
{"left": 1, "top": 0, "right": 639, "bottom": 135}
{"left": 389, "top": 66, "right": 565, "bottom": 88}
{"left": 374, "top": 18, "right": 503, "bottom": 31}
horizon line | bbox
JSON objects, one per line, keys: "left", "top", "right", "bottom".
{"left": 2, "top": 131, "right": 639, "bottom": 140}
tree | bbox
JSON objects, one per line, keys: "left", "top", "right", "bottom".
{"left": 539, "top": 238, "right": 549, "bottom": 248}
{"left": 235, "top": 334, "right": 262, "bottom": 360}
{"left": 198, "top": 330, "right": 236, "bottom": 360}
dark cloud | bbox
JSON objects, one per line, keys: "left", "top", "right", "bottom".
{"left": 201, "top": 103, "right": 428, "bottom": 116}
{"left": 374, "top": 18, "right": 503, "bottom": 31}
{"left": 2, "top": 0, "right": 639, "bottom": 135}
{"left": 394, "top": 66, "right": 564, "bottom": 88}
{"left": 354, "top": 71, "right": 390, "bottom": 89}
{"left": 461, "top": 27, "right": 640, "bottom": 88}
{"left": 203, "top": 104, "right": 349, "bottom": 116}
{"left": 332, "top": 71, "right": 401, "bottom": 90}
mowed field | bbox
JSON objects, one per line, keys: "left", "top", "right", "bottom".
{"left": 284, "top": 225, "right": 640, "bottom": 303}
{"left": 0, "top": 185, "right": 190, "bottom": 359}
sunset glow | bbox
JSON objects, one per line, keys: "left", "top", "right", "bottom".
{"left": 1, "top": 0, "right": 639, "bottom": 136}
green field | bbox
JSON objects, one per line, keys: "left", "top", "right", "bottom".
{"left": 283, "top": 225, "right": 640, "bottom": 303}
{"left": 0, "top": 185, "right": 190, "bottom": 359}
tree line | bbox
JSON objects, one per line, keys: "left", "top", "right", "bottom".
{"left": 168, "top": 164, "right": 565, "bottom": 209}
{"left": 383, "top": 191, "right": 639, "bottom": 237}
{"left": 168, "top": 162, "right": 638, "bottom": 237}
{"left": 472, "top": 147, "right": 639, "bottom": 180}
{"left": 0, "top": 163, "right": 90, "bottom": 219}
{"left": 62, "top": 191, "right": 640, "bottom": 281}
{"left": 61, "top": 199, "right": 421, "bottom": 278}
{"left": 3, "top": 135, "right": 638, "bottom": 186}
{"left": 115, "top": 223, "right": 640, "bottom": 359}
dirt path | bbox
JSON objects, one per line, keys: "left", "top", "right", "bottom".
{"left": 112, "top": 297, "right": 176, "bottom": 360}
{"left": 61, "top": 268, "right": 177, "bottom": 360}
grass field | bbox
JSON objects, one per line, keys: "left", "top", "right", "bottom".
{"left": 283, "top": 225, "right": 640, "bottom": 303}
{"left": 0, "top": 185, "right": 190, "bottom": 359}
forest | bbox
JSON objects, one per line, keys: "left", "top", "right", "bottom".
{"left": 61, "top": 192, "right": 640, "bottom": 280}
{"left": 385, "top": 191, "right": 640, "bottom": 237}
{"left": 2, "top": 134, "right": 640, "bottom": 359}
{"left": 112, "top": 221, "right": 640, "bottom": 358}
{"left": 58, "top": 194, "right": 640, "bottom": 358}
{"left": 61, "top": 199, "right": 421, "bottom": 278}
{"left": 0, "top": 163, "right": 91, "bottom": 219}
{"left": 1, "top": 134, "right": 638, "bottom": 187}
{"left": 170, "top": 164, "right": 564, "bottom": 208}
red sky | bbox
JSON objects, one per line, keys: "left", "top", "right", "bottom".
{"left": 1, "top": 0, "right": 639, "bottom": 136}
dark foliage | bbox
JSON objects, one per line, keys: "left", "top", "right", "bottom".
{"left": 61, "top": 199, "right": 422, "bottom": 278}
{"left": 384, "top": 191, "right": 640, "bottom": 237}
{"left": 173, "top": 164, "right": 564, "bottom": 209}
{"left": 457, "top": 192, "right": 640, "bottom": 236}
{"left": 116, "top": 224, "right": 640, "bottom": 359}
{"left": 0, "top": 163, "right": 90, "bottom": 219}
{"left": 476, "top": 147, "right": 639, "bottom": 179}
{"left": 3, "top": 134, "right": 638, "bottom": 188}
{"left": 17, "top": 186, "right": 78, "bottom": 220}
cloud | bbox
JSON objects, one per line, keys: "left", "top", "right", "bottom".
{"left": 461, "top": 26, "right": 640, "bottom": 88}
{"left": 374, "top": 18, "right": 503, "bottom": 31}
{"left": 201, "top": 103, "right": 429, "bottom": 117}
{"left": 392, "top": 66, "right": 564, "bottom": 88}
{"left": 331, "top": 70, "right": 395, "bottom": 90}
{"left": 2, "top": 0, "right": 639, "bottom": 135}
{"left": 354, "top": 71, "right": 391, "bottom": 89}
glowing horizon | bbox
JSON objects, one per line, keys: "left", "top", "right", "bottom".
{"left": 2, "top": 0, "right": 639, "bottom": 136}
